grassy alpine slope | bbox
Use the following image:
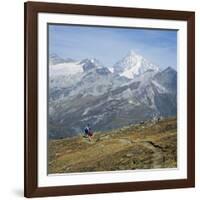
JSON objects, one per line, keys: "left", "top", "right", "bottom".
{"left": 48, "top": 117, "right": 177, "bottom": 174}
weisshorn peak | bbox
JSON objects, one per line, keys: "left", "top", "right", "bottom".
{"left": 113, "top": 50, "right": 160, "bottom": 79}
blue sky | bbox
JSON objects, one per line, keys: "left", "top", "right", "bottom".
{"left": 49, "top": 24, "right": 177, "bottom": 69}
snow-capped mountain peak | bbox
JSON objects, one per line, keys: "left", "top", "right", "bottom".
{"left": 49, "top": 53, "right": 76, "bottom": 65}
{"left": 113, "top": 50, "right": 160, "bottom": 79}
{"left": 49, "top": 53, "right": 67, "bottom": 65}
{"left": 49, "top": 61, "right": 83, "bottom": 77}
{"left": 80, "top": 58, "right": 105, "bottom": 71}
{"left": 126, "top": 50, "right": 142, "bottom": 58}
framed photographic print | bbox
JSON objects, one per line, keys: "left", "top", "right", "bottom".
{"left": 24, "top": 1, "right": 195, "bottom": 198}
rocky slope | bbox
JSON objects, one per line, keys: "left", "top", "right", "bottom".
{"left": 48, "top": 51, "right": 177, "bottom": 139}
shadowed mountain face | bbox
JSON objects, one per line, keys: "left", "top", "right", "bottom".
{"left": 48, "top": 52, "right": 177, "bottom": 139}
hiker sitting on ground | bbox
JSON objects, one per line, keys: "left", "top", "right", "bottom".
{"left": 84, "top": 124, "right": 94, "bottom": 141}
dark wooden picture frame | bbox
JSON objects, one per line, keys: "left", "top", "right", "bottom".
{"left": 24, "top": 1, "right": 195, "bottom": 198}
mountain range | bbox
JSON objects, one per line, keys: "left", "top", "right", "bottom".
{"left": 48, "top": 51, "right": 177, "bottom": 139}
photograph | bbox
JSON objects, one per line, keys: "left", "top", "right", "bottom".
{"left": 24, "top": 2, "right": 195, "bottom": 197}
{"left": 47, "top": 24, "right": 178, "bottom": 174}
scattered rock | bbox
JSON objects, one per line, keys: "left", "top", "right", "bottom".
{"left": 119, "top": 166, "right": 126, "bottom": 170}
{"left": 99, "top": 135, "right": 110, "bottom": 140}
{"left": 126, "top": 153, "right": 133, "bottom": 157}
{"left": 120, "top": 158, "right": 129, "bottom": 164}
{"left": 119, "top": 138, "right": 132, "bottom": 145}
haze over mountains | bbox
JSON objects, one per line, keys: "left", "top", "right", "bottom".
{"left": 48, "top": 51, "right": 177, "bottom": 139}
